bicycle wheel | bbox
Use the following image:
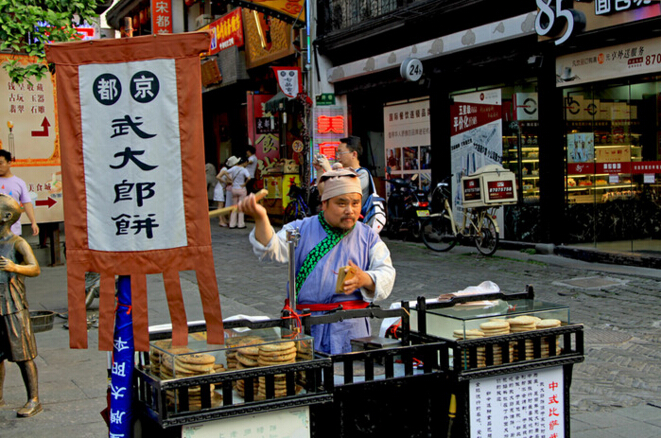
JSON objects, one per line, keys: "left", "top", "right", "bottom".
{"left": 283, "top": 201, "right": 306, "bottom": 224}
{"left": 475, "top": 214, "right": 499, "bottom": 256}
{"left": 421, "top": 211, "right": 457, "bottom": 252}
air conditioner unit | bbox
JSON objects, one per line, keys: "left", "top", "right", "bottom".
{"left": 195, "top": 14, "right": 212, "bottom": 29}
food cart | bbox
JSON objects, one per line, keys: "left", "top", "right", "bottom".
{"left": 405, "top": 286, "right": 585, "bottom": 437}
{"left": 133, "top": 285, "right": 584, "bottom": 437}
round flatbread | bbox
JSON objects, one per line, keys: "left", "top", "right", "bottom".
{"left": 536, "top": 319, "right": 561, "bottom": 329}
{"left": 238, "top": 345, "right": 260, "bottom": 356}
{"left": 177, "top": 353, "right": 216, "bottom": 365}
{"left": 175, "top": 361, "right": 215, "bottom": 374}
{"left": 260, "top": 341, "right": 296, "bottom": 352}
{"left": 259, "top": 351, "right": 297, "bottom": 362}
{"left": 237, "top": 353, "right": 259, "bottom": 367}
{"left": 259, "top": 346, "right": 297, "bottom": 357}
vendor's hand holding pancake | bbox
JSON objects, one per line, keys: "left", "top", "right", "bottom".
{"left": 338, "top": 260, "right": 374, "bottom": 294}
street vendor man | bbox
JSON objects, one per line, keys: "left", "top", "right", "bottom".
{"left": 238, "top": 169, "right": 396, "bottom": 355}
{"left": 0, "top": 194, "right": 42, "bottom": 417}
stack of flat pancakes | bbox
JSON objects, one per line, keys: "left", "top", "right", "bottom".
{"left": 453, "top": 329, "right": 486, "bottom": 369}
{"left": 536, "top": 318, "right": 562, "bottom": 358}
{"left": 162, "top": 352, "right": 222, "bottom": 410}
{"left": 479, "top": 320, "right": 514, "bottom": 365}
{"left": 235, "top": 344, "right": 261, "bottom": 398}
{"left": 225, "top": 336, "right": 264, "bottom": 373}
{"left": 256, "top": 341, "right": 299, "bottom": 399}
{"left": 508, "top": 316, "right": 540, "bottom": 361}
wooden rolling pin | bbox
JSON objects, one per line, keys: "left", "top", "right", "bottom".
{"left": 208, "top": 188, "right": 268, "bottom": 218}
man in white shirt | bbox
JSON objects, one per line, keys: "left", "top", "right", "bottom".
{"left": 335, "top": 136, "right": 370, "bottom": 208}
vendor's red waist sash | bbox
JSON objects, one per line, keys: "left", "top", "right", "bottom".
{"left": 296, "top": 300, "right": 369, "bottom": 312}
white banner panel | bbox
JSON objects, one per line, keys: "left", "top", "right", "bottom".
{"left": 79, "top": 59, "right": 186, "bottom": 251}
{"left": 470, "top": 366, "right": 565, "bottom": 438}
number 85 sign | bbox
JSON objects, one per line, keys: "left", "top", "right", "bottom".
{"left": 535, "top": 0, "right": 586, "bottom": 46}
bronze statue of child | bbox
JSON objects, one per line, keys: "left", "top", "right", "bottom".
{"left": 0, "top": 193, "right": 42, "bottom": 417}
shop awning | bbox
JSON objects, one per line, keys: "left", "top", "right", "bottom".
{"left": 264, "top": 90, "right": 293, "bottom": 114}
{"left": 226, "top": 0, "right": 306, "bottom": 27}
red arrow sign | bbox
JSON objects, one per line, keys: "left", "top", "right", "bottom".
{"left": 31, "top": 117, "right": 51, "bottom": 137}
{"left": 35, "top": 197, "right": 57, "bottom": 208}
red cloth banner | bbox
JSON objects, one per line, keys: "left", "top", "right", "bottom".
{"left": 45, "top": 33, "right": 224, "bottom": 351}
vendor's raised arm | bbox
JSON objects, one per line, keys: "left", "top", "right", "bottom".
{"left": 237, "top": 193, "right": 273, "bottom": 245}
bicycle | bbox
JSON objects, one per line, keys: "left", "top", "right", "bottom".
{"left": 283, "top": 183, "right": 311, "bottom": 224}
{"left": 421, "top": 175, "right": 500, "bottom": 256}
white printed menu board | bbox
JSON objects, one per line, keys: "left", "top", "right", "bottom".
{"left": 469, "top": 366, "right": 565, "bottom": 438}
{"left": 182, "top": 406, "right": 310, "bottom": 437}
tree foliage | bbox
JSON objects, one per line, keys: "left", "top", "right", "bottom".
{"left": 0, "top": 0, "right": 99, "bottom": 84}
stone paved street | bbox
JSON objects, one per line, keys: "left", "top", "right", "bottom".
{"left": 0, "top": 220, "right": 660, "bottom": 437}
{"left": 207, "top": 224, "right": 661, "bottom": 414}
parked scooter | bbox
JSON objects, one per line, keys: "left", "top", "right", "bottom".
{"left": 384, "top": 174, "right": 430, "bottom": 240}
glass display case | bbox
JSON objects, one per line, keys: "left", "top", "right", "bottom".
{"left": 148, "top": 327, "right": 314, "bottom": 411}
{"left": 410, "top": 298, "right": 569, "bottom": 341}
{"left": 411, "top": 298, "right": 569, "bottom": 370}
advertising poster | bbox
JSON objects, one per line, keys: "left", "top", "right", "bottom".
{"left": 450, "top": 90, "right": 502, "bottom": 222}
{"left": 200, "top": 8, "right": 244, "bottom": 56}
{"left": 0, "top": 54, "right": 63, "bottom": 225}
{"left": 383, "top": 99, "right": 431, "bottom": 195}
{"left": 567, "top": 133, "right": 594, "bottom": 163}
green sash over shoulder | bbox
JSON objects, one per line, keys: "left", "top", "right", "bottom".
{"left": 294, "top": 212, "right": 352, "bottom": 297}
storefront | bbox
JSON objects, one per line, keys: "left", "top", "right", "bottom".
{"left": 315, "top": 1, "right": 661, "bottom": 253}
{"left": 542, "top": 1, "right": 661, "bottom": 253}
{"left": 319, "top": 7, "right": 546, "bottom": 240}
{"left": 557, "top": 39, "right": 661, "bottom": 252}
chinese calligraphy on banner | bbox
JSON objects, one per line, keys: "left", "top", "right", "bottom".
{"left": 45, "top": 33, "right": 224, "bottom": 351}
{"left": 469, "top": 366, "right": 565, "bottom": 438}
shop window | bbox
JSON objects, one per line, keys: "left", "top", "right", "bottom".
{"left": 563, "top": 80, "right": 661, "bottom": 251}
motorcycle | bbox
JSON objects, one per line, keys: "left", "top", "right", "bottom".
{"left": 384, "top": 174, "right": 430, "bottom": 240}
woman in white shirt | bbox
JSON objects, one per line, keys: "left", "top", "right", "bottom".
{"left": 228, "top": 158, "right": 251, "bottom": 228}
{"left": 214, "top": 157, "right": 235, "bottom": 227}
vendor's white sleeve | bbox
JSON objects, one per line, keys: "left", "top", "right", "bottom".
{"left": 248, "top": 225, "right": 291, "bottom": 263}
{"left": 360, "top": 241, "right": 396, "bottom": 303}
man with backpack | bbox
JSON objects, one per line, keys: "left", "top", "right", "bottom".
{"left": 335, "top": 136, "right": 386, "bottom": 233}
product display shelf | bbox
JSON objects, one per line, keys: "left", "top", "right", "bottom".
{"left": 567, "top": 172, "right": 638, "bottom": 203}
{"left": 502, "top": 121, "right": 540, "bottom": 201}
{"left": 134, "top": 319, "right": 333, "bottom": 431}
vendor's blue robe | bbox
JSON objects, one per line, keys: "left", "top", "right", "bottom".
{"left": 250, "top": 216, "right": 395, "bottom": 354}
